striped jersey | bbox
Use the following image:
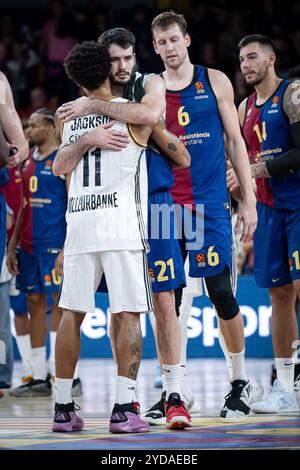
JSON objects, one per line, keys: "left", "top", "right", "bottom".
{"left": 20, "top": 148, "right": 67, "bottom": 255}
{"left": 62, "top": 97, "right": 148, "bottom": 254}
{"left": 165, "top": 65, "right": 230, "bottom": 218}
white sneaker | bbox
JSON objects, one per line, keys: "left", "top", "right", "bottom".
{"left": 220, "top": 380, "right": 251, "bottom": 423}
{"left": 252, "top": 380, "right": 299, "bottom": 414}
{"left": 181, "top": 389, "right": 201, "bottom": 414}
{"left": 248, "top": 383, "right": 264, "bottom": 404}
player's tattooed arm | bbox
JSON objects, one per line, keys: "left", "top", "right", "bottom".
{"left": 150, "top": 118, "right": 191, "bottom": 168}
{"left": 283, "top": 81, "right": 300, "bottom": 124}
{"left": 57, "top": 75, "right": 166, "bottom": 126}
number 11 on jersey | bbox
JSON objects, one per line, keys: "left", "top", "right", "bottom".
{"left": 83, "top": 148, "right": 101, "bottom": 187}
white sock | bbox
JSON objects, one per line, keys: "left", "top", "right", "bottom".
{"left": 162, "top": 363, "right": 181, "bottom": 397}
{"left": 15, "top": 334, "right": 32, "bottom": 377}
{"left": 116, "top": 376, "right": 136, "bottom": 404}
{"left": 275, "top": 357, "right": 295, "bottom": 394}
{"left": 47, "top": 331, "right": 57, "bottom": 377}
{"left": 55, "top": 378, "right": 73, "bottom": 404}
{"left": 179, "top": 292, "right": 194, "bottom": 398}
{"left": 217, "top": 323, "right": 233, "bottom": 381}
{"left": 180, "top": 364, "right": 190, "bottom": 397}
{"left": 179, "top": 293, "right": 194, "bottom": 368}
{"left": 73, "top": 363, "right": 79, "bottom": 380}
{"left": 49, "top": 331, "right": 57, "bottom": 363}
{"left": 31, "top": 347, "right": 47, "bottom": 380}
{"left": 229, "top": 349, "right": 247, "bottom": 382}
{"left": 162, "top": 373, "right": 167, "bottom": 393}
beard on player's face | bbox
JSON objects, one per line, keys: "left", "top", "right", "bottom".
{"left": 244, "top": 62, "right": 269, "bottom": 86}
{"left": 109, "top": 63, "right": 137, "bottom": 86}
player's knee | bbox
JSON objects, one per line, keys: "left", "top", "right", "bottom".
{"left": 269, "top": 284, "right": 296, "bottom": 305}
{"left": 205, "top": 267, "right": 239, "bottom": 320}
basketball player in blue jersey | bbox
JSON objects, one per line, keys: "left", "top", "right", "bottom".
{"left": 151, "top": 11, "right": 257, "bottom": 422}
{"left": 233, "top": 35, "right": 300, "bottom": 413}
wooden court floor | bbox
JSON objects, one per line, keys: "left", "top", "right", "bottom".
{"left": 0, "top": 359, "right": 299, "bottom": 450}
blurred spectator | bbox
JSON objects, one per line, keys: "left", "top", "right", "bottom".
{"left": 18, "top": 86, "right": 57, "bottom": 119}
{"left": 6, "top": 42, "right": 40, "bottom": 108}
{"left": 40, "top": 0, "right": 77, "bottom": 103}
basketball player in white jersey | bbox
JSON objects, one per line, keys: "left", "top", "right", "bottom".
{"left": 52, "top": 41, "right": 190, "bottom": 433}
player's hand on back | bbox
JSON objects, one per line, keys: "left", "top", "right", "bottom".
{"left": 236, "top": 197, "right": 257, "bottom": 243}
{"left": 57, "top": 96, "right": 98, "bottom": 122}
{"left": 85, "top": 121, "right": 130, "bottom": 151}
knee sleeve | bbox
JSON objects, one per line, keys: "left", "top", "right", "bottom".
{"left": 175, "top": 286, "right": 183, "bottom": 317}
{"left": 205, "top": 266, "right": 239, "bottom": 320}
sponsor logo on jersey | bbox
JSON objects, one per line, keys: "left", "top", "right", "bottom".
{"left": 194, "top": 81, "right": 208, "bottom": 99}
{"left": 45, "top": 159, "right": 53, "bottom": 169}
{"left": 195, "top": 81, "right": 204, "bottom": 92}
{"left": 271, "top": 95, "right": 279, "bottom": 108}
{"left": 196, "top": 252, "right": 206, "bottom": 267}
{"left": 44, "top": 274, "right": 52, "bottom": 286}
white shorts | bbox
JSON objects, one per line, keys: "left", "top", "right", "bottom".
{"left": 58, "top": 250, "right": 153, "bottom": 314}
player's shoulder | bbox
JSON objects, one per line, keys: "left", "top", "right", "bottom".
{"left": 207, "top": 68, "right": 231, "bottom": 86}
{"left": 282, "top": 79, "right": 300, "bottom": 103}
{"left": 207, "top": 68, "right": 233, "bottom": 97}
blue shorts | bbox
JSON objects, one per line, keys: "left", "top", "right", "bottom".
{"left": 17, "top": 248, "right": 62, "bottom": 295}
{"left": 254, "top": 202, "right": 300, "bottom": 288}
{"left": 176, "top": 207, "right": 233, "bottom": 278}
{"left": 10, "top": 291, "right": 28, "bottom": 315}
{"left": 0, "top": 193, "right": 6, "bottom": 271}
{"left": 148, "top": 191, "right": 186, "bottom": 293}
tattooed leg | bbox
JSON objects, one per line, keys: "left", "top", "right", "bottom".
{"left": 109, "top": 312, "right": 142, "bottom": 379}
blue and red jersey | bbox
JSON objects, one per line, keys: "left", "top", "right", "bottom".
{"left": 165, "top": 65, "right": 230, "bottom": 218}
{"left": 242, "top": 79, "right": 300, "bottom": 210}
{"left": 20, "top": 148, "right": 67, "bottom": 256}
